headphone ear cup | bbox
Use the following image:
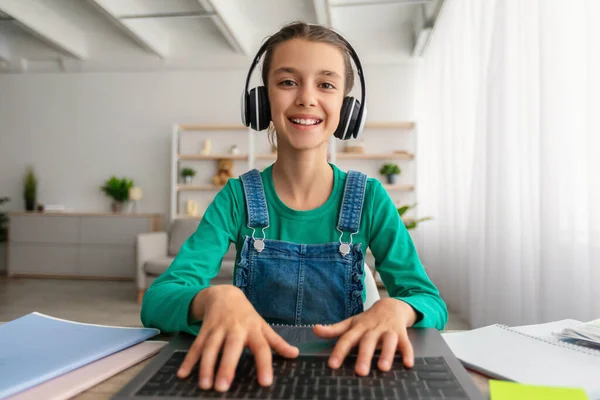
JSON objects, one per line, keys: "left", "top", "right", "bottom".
{"left": 347, "top": 98, "right": 361, "bottom": 140}
{"left": 335, "top": 97, "right": 359, "bottom": 140}
{"left": 257, "top": 86, "right": 271, "bottom": 131}
{"left": 248, "top": 86, "right": 271, "bottom": 131}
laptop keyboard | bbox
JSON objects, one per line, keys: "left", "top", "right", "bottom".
{"left": 134, "top": 350, "right": 469, "bottom": 399}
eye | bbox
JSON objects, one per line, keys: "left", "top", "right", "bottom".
{"left": 319, "top": 82, "right": 336, "bottom": 90}
{"left": 278, "top": 80, "right": 297, "bottom": 87}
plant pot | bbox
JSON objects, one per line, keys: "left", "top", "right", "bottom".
{"left": 0, "top": 242, "right": 6, "bottom": 274}
{"left": 111, "top": 201, "right": 124, "bottom": 213}
{"left": 386, "top": 174, "right": 398, "bottom": 184}
{"left": 183, "top": 176, "right": 193, "bottom": 184}
{"left": 25, "top": 199, "right": 36, "bottom": 211}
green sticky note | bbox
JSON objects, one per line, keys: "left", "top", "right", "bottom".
{"left": 490, "top": 380, "right": 588, "bottom": 400}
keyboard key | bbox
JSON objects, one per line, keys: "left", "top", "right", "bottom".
{"left": 413, "top": 363, "right": 449, "bottom": 372}
{"left": 440, "top": 388, "right": 467, "bottom": 397}
{"left": 428, "top": 380, "right": 460, "bottom": 388}
{"left": 320, "top": 377, "right": 338, "bottom": 386}
{"left": 418, "top": 372, "right": 451, "bottom": 380}
{"left": 425, "top": 357, "right": 445, "bottom": 364}
{"left": 360, "top": 378, "right": 381, "bottom": 388}
{"left": 297, "top": 376, "right": 318, "bottom": 386}
{"left": 381, "top": 378, "right": 403, "bottom": 387}
{"left": 395, "top": 371, "right": 418, "bottom": 380}
{"left": 404, "top": 380, "right": 427, "bottom": 389}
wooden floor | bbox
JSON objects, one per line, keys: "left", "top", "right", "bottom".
{"left": 0, "top": 276, "right": 470, "bottom": 330}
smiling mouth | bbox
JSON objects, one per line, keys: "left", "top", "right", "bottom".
{"left": 288, "top": 117, "right": 323, "bottom": 126}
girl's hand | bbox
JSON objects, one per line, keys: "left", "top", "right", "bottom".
{"left": 313, "top": 297, "right": 418, "bottom": 376}
{"left": 177, "top": 285, "right": 299, "bottom": 392}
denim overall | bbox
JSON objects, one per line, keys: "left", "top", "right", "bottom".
{"left": 235, "top": 169, "right": 367, "bottom": 326}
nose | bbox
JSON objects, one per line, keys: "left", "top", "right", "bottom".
{"left": 295, "top": 84, "right": 317, "bottom": 108}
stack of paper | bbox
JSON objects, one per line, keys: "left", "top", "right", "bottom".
{"left": 554, "top": 319, "right": 600, "bottom": 349}
{"left": 0, "top": 312, "right": 161, "bottom": 399}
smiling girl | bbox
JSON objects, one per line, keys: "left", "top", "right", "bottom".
{"left": 141, "top": 21, "right": 447, "bottom": 393}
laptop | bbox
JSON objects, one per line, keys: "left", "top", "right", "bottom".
{"left": 113, "top": 326, "right": 484, "bottom": 399}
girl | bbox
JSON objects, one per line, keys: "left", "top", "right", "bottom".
{"left": 141, "top": 21, "right": 447, "bottom": 393}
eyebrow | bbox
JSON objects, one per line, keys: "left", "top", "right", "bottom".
{"left": 272, "top": 67, "right": 342, "bottom": 80}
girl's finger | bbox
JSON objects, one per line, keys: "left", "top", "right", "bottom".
{"left": 328, "top": 324, "right": 368, "bottom": 369}
{"left": 248, "top": 336, "right": 274, "bottom": 387}
{"left": 313, "top": 317, "right": 353, "bottom": 338}
{"left": 213, "top": 332, "right": 246, "bottom": 392}
{"left": 377, "top": 331, "right": 399, "bottom": 371}
{"left": 178, "top": 329, "right": 208, "bottom": 378}
{"left": 198, "top": 329, "right": 226, "bottom": 389}
{"left": 355, "top": 330, "right": 382, "bottom": 376}
{"left": 263, "top": 325, "right": 299, "bottom": 358}
{"left": 397, "top": 329, "right": 415, "bottom": 368}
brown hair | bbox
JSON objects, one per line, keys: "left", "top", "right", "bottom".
{"left": 260, "top": 21, "right": 356, "bottom": 148}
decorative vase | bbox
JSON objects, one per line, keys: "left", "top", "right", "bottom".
{"left": 200, "top": 139, "right": 212, "bottom": 155}
{"left": 184, "top": 176, "right": 192, "bottom": 184}
{"left": 111, "top": 201, "right": 124, "bottom": 213}
{"left": 186, "top": 200, "right": 199, "bottom": 216}
{"left": 386, "top": 174, "right": 398, "bottom": 184}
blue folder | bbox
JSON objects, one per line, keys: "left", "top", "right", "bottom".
{"left": 0, "top": 312, "right": 159, "bottom": 399}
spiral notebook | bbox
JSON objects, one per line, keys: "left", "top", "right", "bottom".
{"left": 442, "top": 323, "right": 600, "bottom": 400}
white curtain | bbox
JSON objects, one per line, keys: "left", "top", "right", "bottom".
{"left": 416, "top": 0, "right": 600, "bottom": 328}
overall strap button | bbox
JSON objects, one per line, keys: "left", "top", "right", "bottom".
{"left": 339, "top": 243, "right": 351, "bottom": 256}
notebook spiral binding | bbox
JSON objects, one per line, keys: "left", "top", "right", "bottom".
{"left": 495, "top": 324, "right": 600, "bottom": 358}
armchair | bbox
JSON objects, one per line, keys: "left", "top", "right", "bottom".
{"left": 136, "top": 218, "right": 236, "bottom": 304}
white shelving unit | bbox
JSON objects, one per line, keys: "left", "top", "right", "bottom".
{"left": 170, "top": 122, "right": 416, "bottom": 221}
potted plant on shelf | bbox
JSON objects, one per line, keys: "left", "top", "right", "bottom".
{"left": 397, "top": 203, "right": 432, "bottom": 230}
{"left": 181, "top": 168, "right": 196, "bottom": 184}
{"left": 100, "top": 176, "right": 134, "bottom": 213}
{"left": 379, "top": 163, "right": 401, "bottom": 184}
{"left": 23, "top": 167, "right": 37, "bottom": 211}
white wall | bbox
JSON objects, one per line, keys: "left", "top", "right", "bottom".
{"left": 0, "top": 63, "right": 418, "bottom": 220}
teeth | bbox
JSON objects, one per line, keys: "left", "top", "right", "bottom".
{"left": 291, "top": 118, "right": 321, "bottom": 125}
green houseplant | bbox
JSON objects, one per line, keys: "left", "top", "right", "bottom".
{"left": 397, "top": 203, "right": 432, "bottom": 230}
{"left": 0, "top": 197, "right": 9, "bottom": 243}
{"left": 100, "top": 176, "right": 134, "bottom": 212}
{"left": 181, "top": 167, "right": 196, "bottom": 184}
{"left": 23, "top": 167, "right": 37, "bottom": 211}
{"left": 379, "top": 163, "right": 401, "bottom": 184}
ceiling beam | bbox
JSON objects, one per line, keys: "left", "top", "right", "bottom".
{"left": 312, "top": 0, "right": 332, "bottom": 26}
{"left": 331, "top": 0, "right": 435, "bottom": 7}
{"left": 0, "top": 0, "right": 88, "bottom": 59}
{"left": 87, "top": 0, "right": 169, "bottom": 59}
{"left": 198, "top": 0, "right": 249, "bottom": 55}
{"left": 119, "top": 11, "right": 216, "bottom": 20}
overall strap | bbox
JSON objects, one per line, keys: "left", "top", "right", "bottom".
{"left": 337, "top": 170, "right": 368, "bottom": 234}
{"left": 240, "top": 169, "right": 270, "bottom": 229}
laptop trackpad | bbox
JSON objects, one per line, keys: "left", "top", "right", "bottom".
{"left": 271, "top": 326, "right": 337, "bottom": 355}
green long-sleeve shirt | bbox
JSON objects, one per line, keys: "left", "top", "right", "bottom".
{"left": 141, "top": 164, "right": 447, "bottom": 334}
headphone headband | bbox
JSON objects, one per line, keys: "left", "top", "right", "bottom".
{"left": 241, "top": 27, "right": 367, "bottom": 139}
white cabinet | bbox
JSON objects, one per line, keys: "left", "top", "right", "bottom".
{"left": 7, "top": 213, "right": 162, "bottom": 280}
